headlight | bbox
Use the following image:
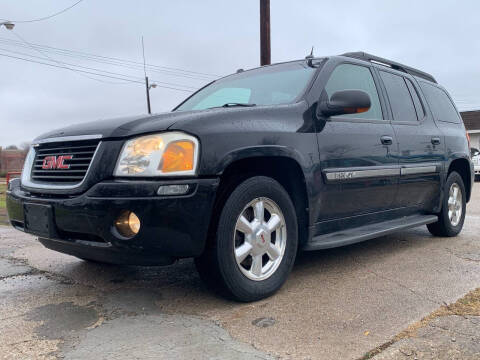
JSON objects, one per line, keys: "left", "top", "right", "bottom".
{"left": 114, "top": 132, "right": 199, "bottom": 177}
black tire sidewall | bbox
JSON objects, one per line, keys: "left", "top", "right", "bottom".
{"left": 215, "top": 176, "right": 298, "bottom": 301}
{"left": 440, "top": 171, "right": 466, "bottom": 236}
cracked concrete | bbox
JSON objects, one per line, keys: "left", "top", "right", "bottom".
{"left": 0, "top": 185, "right": 479, "bottom": 359}
{"left": 373, "top": 315, "right": 480, "bottom": 360}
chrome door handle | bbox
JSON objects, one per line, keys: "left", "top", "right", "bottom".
{"left": 431, "top": 137, "right": 441, "bottom": 145}
{"left": 381, "top": 136, "right": 393, "bottom": 145}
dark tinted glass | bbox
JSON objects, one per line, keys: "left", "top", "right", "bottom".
{"left": 324, "top": 64, "right": 383, "bottom": 120}
{"left": 420, "top": 82, "right": 461, "bottom": 124}
{"left": 405, "top": 78, "right": 425, "bottom": 119}
{"left": 379, "top": 71, "right": 417, "bottom": 122}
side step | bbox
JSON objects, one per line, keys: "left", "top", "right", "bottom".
{"left": 304, "top": 214, "right": 438, "bottom": 251}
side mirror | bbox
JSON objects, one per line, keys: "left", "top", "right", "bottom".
{"left": 318, "top": 90, "right": 371, "bottom": 117}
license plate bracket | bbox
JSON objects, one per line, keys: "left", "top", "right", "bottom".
{"left": 24, "top": 203, "right": 55, "bottom": 238}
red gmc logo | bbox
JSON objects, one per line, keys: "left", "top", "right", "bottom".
{"left": 42, "top": 155, "right": 73, "bottom": 170}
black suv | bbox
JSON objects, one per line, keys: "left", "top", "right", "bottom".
{"left": 7, "top": 52, "right": 473, "bottom": 301}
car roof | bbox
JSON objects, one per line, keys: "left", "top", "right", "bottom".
{"left": 234, "top": 52, "right": 436, "bottom": 84}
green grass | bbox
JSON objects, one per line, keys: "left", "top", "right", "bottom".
{"left": 0, "top": 182, "right": 7, "bottom": 225}
{"left": 0, "top": 183, "right": 6, "bottom": 207}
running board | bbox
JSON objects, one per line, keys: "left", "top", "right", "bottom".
{"left": 304, "top": 214, "right": 438, "bottom": 251}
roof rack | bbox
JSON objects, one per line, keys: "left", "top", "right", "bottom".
{"left": 341, "top": 52, "right": 437, "bottom": 84}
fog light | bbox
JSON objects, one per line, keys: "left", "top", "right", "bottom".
{"left": 115, "top": 211, "right": 140, "bottom": 238}
{"left": 157, "top": 184, "right": 190, "bottom": 196}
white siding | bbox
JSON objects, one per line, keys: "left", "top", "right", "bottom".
{"left": 469, "top": 133, "right": 480, "bottom": 150}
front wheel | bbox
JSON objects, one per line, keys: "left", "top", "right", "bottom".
{"left": 427, "top": 171, "right": 466, "bottom": 237}
{"left": 195, "top": 176, "right": 298, "bottom": 302}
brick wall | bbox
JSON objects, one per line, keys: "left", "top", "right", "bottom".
{"left": 0, "top": 148, "right": 27, "bottom": 174}
{"left": 461, "top": 110, "right": 480, "bottom": 131}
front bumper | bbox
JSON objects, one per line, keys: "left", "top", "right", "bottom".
{"left": 474, "top": 164, "right": 480, "bottom": 175}
{"left": 6, "top": 178, "right": 219, "bottom": 265}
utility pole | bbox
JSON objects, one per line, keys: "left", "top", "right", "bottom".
{"left": 145, "top": 75, "right": 152, "bottom": 115}
{"left": 260, "top": 0, "right": 271, "bottom": 66}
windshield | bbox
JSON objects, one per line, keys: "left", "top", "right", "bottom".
{"left": 175, "top": 61, "right": 316, "bottom": 111}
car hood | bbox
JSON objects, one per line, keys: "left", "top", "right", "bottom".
{"left": 34, "top": 106, "right": 282, "bottom": 141}
{"left": 33, "top": 111, "right": 204, "bottom": 141}
{"left": 33, "top": 106, "right": 284, "bottom": 142}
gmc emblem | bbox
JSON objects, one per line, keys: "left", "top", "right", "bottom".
{"left": 42, "top": 155, "right": 73, "bottom": 170}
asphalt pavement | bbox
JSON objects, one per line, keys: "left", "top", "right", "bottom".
{"left": 1, "top": 185, "right": 479, "bottom": 359}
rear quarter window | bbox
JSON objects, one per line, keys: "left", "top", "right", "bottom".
{"left": 420, "top": 82, "right": 461, "bottom": 124}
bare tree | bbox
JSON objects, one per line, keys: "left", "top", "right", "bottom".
{"left": 19, "top": 142, "right": 31, "bottom": 153}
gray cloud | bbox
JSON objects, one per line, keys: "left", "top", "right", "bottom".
{"left": 1, "top": 0, "right": 479, "bottom": 146}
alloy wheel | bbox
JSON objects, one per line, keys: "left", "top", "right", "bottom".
{"left": 233, "top": 197, "right": 287, "bottom": 281}
{"left": 448, "top": 182, "right": 463, "bottom": 226}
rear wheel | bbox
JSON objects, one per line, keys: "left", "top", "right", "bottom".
{"left": 427, "top": 171, "right": 466, "bottom": 237}
{"left": 195, "top": 176, "right": 298, "bottom": 302}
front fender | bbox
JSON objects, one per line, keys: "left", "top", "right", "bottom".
{"left": 214, "top": 145, "right": 310, "bottom": 176}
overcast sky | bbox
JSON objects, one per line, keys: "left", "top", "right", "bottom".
{"left": 1, "top": 0, "right": 479, "bottom": 147}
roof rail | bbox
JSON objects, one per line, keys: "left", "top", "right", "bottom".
{"left": 341, "top": 52, "right": 437, "bottom": 84}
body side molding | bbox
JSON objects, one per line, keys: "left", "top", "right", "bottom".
{"left": 323, "top": 163, "right": 441, "bottom": 182}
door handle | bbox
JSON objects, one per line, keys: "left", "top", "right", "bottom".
{"left": 431, "top": 137, "right": 441, "bottom": 145}
{"left": 381, "top": 136, "right": 393, "bottom": 145}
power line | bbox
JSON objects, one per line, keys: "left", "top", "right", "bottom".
{"left": 0, "top": 46, "right": 136, "bottom": 83}
{"left": 0, "top": 0, "right": 85, "bottom": 23}
{"left": 11, "top": 29, "right": 132, "bottom": 85}
{"left": 0, "top": 36, "right": 220, "bottom": 79}
{"left": 0, "top": 53, "right": 194, "bottom": 92}
{"left": 0, "top": 45, "right": 199, "bottom": 89}
{"left": 4, "top": 31, "right": 199, "bottom": 89}
{"left": 0, "top": 40, "right": 217, "bottom": 82}
{"left": 0, "top": 41, "right": 217, "bottom": 82}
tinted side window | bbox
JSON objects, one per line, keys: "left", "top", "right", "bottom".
{"left": 325, "top": 64, "right": 383, "bottom": 120}
{"left": 420, "top": 82, "right": 461, "bottom": 124}
{"left": 405, "top": 79, "right": 425, "bottom": 119}
{"left": 379, "top": 71, "right": 418, "bottom": 122}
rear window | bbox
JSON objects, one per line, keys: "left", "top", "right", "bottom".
{"left": 420, "top": 82, "right": 461, "bottom": 124}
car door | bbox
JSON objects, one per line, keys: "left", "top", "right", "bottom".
{"left": 315, "top": 62, "right": 399, "bottom": 223}
{"left": 376, "top": 69, "right": 443, "bottom": 210}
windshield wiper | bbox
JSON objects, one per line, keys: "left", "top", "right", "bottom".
{"left": 209, "top": 103, "right": 256, "bottom": 109}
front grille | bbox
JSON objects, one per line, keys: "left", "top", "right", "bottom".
{"left": 31, "top": 139, "right": 100, "bottom": 185}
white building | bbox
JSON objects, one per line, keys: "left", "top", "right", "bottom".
{"left": 462, "top": 110, "right": 480, "bottom": 152}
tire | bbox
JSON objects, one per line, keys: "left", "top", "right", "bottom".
{"left": 195, "top": 176, "right": 298, "bottom": 302}
{"left": 76, "top": 257, "right": 107, "bottom": 264}
{"left": 427, "top": 171, "right": 466, "bottom": 237}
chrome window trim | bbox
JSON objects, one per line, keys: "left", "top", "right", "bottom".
{"left": 22, "top": 134, "right": 103, "bottom": 190}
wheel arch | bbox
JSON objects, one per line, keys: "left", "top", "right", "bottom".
{"left": 447, "top": 157, "right": 472, "bottom": 202}
{"left": 207, "top": 154, "right": 310, "bottom": 249}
